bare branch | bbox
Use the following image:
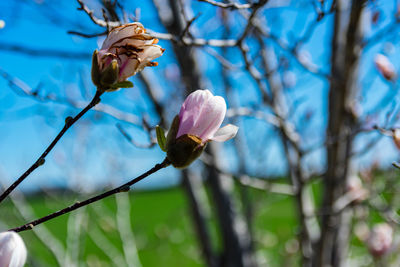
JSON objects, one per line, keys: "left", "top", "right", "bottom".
{"left": 0, "top": 68, "right": 141, "bottom": 125}
{"left": 0, "top": 42, "right": 91, "bottom": 59}
{"left": 197, "top": 0, "right": 253, "bottom": 9}
{"left": 76, "top": 0, "right": 119, "bottom": 28}
{"left": 148, "top": 30, "right": 237, "bottom": 47}
{"left": 67, "top": 30, "right": 107, "bottom": 38}
{"left": 116, "top": 123, "right": 156, "bottom": 149}
{"left": 9, "top": 158, "right": 170, "bottom": 232}
{"left": 0, "top": 90, "right": 103, "bottom": 204}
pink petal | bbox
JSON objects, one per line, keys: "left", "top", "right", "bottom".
{"left": 177, "top": 90, "right": 213, "bottom": 137}
{"left": 374, "top": 54, "right": 395, "bottom": 80}
{"left": 118, "top": 57, "right": 139, "bottom": 81}
{"left": 194, "top": 95, "right": 226, "bottom": 140}
{"left": 177, "top": 90, "right": 227, "bottom": 141}
{"left": 211, "top": 124, "right": 239, "bottom": 142}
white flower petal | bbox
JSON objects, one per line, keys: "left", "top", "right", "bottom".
{"left": 101, "top": 23, "right": 144, "bottom": 50}
{"left": 97, "top": 22, "right": 164, "bottom": 83}
{"left": 0, "top": 232, "right": 27, "bottom": 267}
{"left": 211, "top": 124, "right": 238, "bottom": 142}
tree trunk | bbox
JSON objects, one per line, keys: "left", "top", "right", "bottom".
{"left": 315, "top": 1, "right": 365, "bottom": 266}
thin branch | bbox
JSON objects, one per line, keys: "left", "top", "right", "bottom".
{"left": 200, "top": 153, "right": 293, "bottom": 195}
{"left": 0, "top": 90, "right": 103, "bottom": 204}
{"left": 0, "top": 68, "right": 141, "bottom": 125}
{"left": 9, "top": 158, "right": 170, "bottom": 232}
{"left": 238, "top": 42, "right": 271, "bottom": 104}
{"left": 75, "top": 0, "right": 238, "bottom": 47}
{"left": 67, "top": 30, "right": 108, "bottom": 38}
{"left": 237, "top": 0, "right": 268, "bottom": 44}
{"left": 148, "top": 30, "right": 237, "bottom": 47}
{"left": 201, "top": 47, "right": 239, "bottom": 70}
{"left": 76, "top": 0, "right": 119, "bottom": 28}
{"left": 0, "top": 42, "right": 91, "bottom": 59}
{"left": 392, "top": 162, "right": 400, "bottom": 170}
{"left": 362, "top": 18, "right": 400, "bottom": 49}
{"left": 116, "top": 123, "right": 156, "bottom": 149}
{"left": 226, "top": 107, "right": 280, "bottom": 127}
{"left": 179, "top": 13, "right": 201, "bottom": 41}
{"left": 197, "top": 0, "right": 253, "bottom": 9}
{"left": 231, "top": 0, "right": 329, "bottom": 78}
{"left": 238, "top": 175, "right": 294, "bottom": 195}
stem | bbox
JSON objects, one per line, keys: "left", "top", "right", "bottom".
{"left": 9, "top": 158, "right": 170, "bottom": 233}
{"left": 0, "top": 91, "right": 103, "bottom": 204}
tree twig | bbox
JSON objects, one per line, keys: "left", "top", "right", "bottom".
{"left": 197, "top": 0, "right": 253, "bottom": 9}
{"left": 9, "top": 158, "right": 170, "bottom": 232}
{"left": 0, "top": 90, "right": 103, "bottom": 204}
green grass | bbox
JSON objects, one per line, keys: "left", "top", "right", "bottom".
{"left": 3, "top": 170, "right": 396, "bottom": 266}
{"left": 0, "top": 184, "right": 307, "bottom": 266}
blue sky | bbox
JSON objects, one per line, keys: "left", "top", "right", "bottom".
{"left": 1, "top": 0, "right": 400, "bottom": 192}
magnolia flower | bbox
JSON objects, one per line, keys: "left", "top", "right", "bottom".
{"left": 177, "top": 90, "right": 238, "bottom": 143}
{"left": 92, "top": 22, "right": 165, "bottom": 91}
{"left": 367, "top": 223, "right": 393, "bottom": 257}
{"left": 374, "top": 54, "right": 396, "bottom": 81}
{"left": 0, "top": 231, "right": 27, "bottom": 267}
{"left": 165, "top": 90, "right": 238, "bottom": 168}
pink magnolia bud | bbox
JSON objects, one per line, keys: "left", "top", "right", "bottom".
{"left": 166, "top": 90, "right": 238, "bottom": 168}
{"left": 367, "top": 223, "right": 393, "bottom": 257}
{"left": 177, "top": 90, "right": 238, "bottom": 143}
{"left": 0, "top": 231, "right": 27, "bottom": 267}
{"left": 374, "top": 54, "right": 396, "bottom": 81}
{"left": 93, "top": 22, "right": 165, "bottom": 90}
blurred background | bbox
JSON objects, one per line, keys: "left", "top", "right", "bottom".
{"left": 1, "top": 0, "right": 400, "bottom": 266}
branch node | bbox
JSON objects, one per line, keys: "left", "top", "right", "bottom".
{"left": 36, "top": 158, "right": 45, "bottom": 166}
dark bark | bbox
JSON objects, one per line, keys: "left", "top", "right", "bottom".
{"left": 139, "top": 70, "right": 217, "bottom": 266}
{"left": 206, "top": 143, "right": 257, "bottom": 267}
{"left": 152, "top": 1, "right": 257, "bottom": 266}
{"left": 315, "top": 1, "right": 365, "bottom": 266}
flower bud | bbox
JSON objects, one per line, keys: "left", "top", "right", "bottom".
{"left": 92, "top": 22, "right": 165, "bottom": 92}
{"left": 166, "top": 90, "right": 238, "bottom": 168}
{"left": 374, "top": 54, "right": 396, "bottom": 81}
{"left": 367, "top": 223, "right": 393, "bottom": 257}
{"left": 167, "top": 133, "right": 205, "bottom": 168}
{"left": 0, "top": 231, "right": 27, "bottom": 267}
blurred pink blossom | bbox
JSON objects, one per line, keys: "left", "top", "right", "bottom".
{"left": 0, "top": 231, "right": 27, "bottom": 267}
{"left": 346, "top": 175, "right": 368, "bottom": 203}
{"left": 97, "top": 22, "right": 165, "bottom": 82}
{"left": 177, "top": 89, "right": 238, "bottom": 143}
{"left": 393, "top": 129, "right": 400, "bottom": 150}
{"left": 374, "top": 54, "right": 396, "bottom": 81}
{"left": 367, "top": 223, "right": 393, "bottom": 257}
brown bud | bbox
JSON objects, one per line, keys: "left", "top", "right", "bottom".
{"left": 167, "top": 134, "right": 205, "bottom": 169}
{"left": 91, "top": 50, "right": 101, "bottom": 88}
